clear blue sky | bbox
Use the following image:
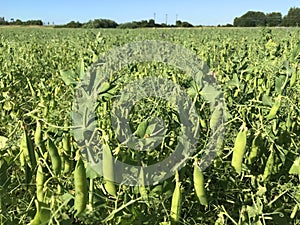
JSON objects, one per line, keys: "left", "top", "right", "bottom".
{"left": 1, "top": 0, "right": 299, "bottom": 25}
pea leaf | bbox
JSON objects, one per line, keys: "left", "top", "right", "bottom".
{"left": 86, "top": 163, "right": 100, "bottom": 179}
{"left": 289, "top": 157, "right": 300, "bottom": 175}
{"left": 0, "top": 136, "right": 8, "bottom": 149}
{"left": 60, "top": 69, "right": 78, "bottom": 85}
{"left": 262, "top": 94, "right": 273, "bottom": 106}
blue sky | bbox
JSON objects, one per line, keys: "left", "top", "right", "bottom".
{"left": 1, "top": 0, "right": 299, "bottom": 25}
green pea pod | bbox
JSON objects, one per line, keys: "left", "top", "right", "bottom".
{"left": 290, "top": 204, "right": 298, "bottom": 219}
{"left": 290, "top": 69, "right": 297, "bottom": 87}
{"left": 135, "top": 120, "right": 149, "bottom": 139}
{"left": 20, "top": 131, "right": 29, "bottom": 165}
{"left": 62, "top": 134, "right": 73, "bottom": 174}
{"left": 74, "top": 157, "right": 88, "bottom": 217}
{"left": 43, "top": 106, "right": 48, "bottom": 117}
{"left": 34, "top": 120, "right": 42, "bottom": 147}
{"left": 62, "top": 134, "right": 71, "bottom": 153}
{"left": 58, "top": 142, "right": 65, "bottom": 174}
{"left": 139, "top": 167, "right": 148, "bottom": 202}
{"left": 47, "top": 139, "right": 61, "bottom": 175}
{"left": 231, "top": 124, "right": 247, "bottom": 174}
{"left": 36, "top": 164, "right": 45, "bottom": 202}
{"left": 193, "top": 164, "right": 208, "bottom": 206}
{"left": 20, "top": 150, "right": 26, "bottom": 168}
{"left": 263, "top": 144, "right": 275, "bottom": 182}
{"left": 200, "top": 117, "right": 207, "bottom": 129}
{"left": 30, "top": 200, "right": 50, "bottom": 225}
{"left": 266, "top": 96, "right": 281, "bottom": 120}
{"left": 248, "top": 133, "right": 260, "bottom": 164}
{"left": 103, "top": 143, "right": 116, "bottom": 197}
{"left": 27, "top": 132, "right": 37, "bottom": 170}
{"left": 170, "top": 171, "right": 182, "bottom": 223}
{"left": 286, "top": 112, "right": 292, "bottom": 131}
{"left": 20, "top": 129, "right": 37, "bottom": 170}
{"left": 26, "top": 77, "right": 36, "bottom": 98}
{"left": 0, "top": 159, "right": 8, "bottom": 188}
{"left": 210, "top": 107, "right": 222, "bottom": 130}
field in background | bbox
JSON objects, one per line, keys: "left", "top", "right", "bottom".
{"left": 0, "top": 27, "right": 300, "bottom": 224}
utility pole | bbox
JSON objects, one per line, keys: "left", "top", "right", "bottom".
{"left": 165, "top": 14, "right": 168, "bottom": 25}
{"left": 176, "top": 14, "right": 178, "bottom": 22}
{"left": 154, "top": 13, "right": 156, "bottom": 23}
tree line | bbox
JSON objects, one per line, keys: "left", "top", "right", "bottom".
{"left": 234, "top": 7, "right": 300, "bottom": 27}
{"left": 0, "top": 18, "right": 43, "bottom": 26}
{"left": 0, "top": 16, "right": 193, "bottom": 28}
{"left": 1, "top": 7, "right": 300, "bottom": 28}
{"left": 54, "top": 19, "right": 193, "bottom": 29}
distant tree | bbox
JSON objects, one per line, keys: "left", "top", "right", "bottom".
{"left": 181, "top": 21, "right": 193, "bottom": 27}
{"left": 83, "top": 19, "right": 118, "bottom": 28}
{"left": 14, "top": 19, "right": 23, "bottom": 25}
{"left": 148, "top": 19, "right": 155, "bottom": 27}
{"left": 25, "top": 20, "right": 43, "bottom": 26}
{"left": 234, "top": 11, "right": 266, "bottom": 27}
{"left": 138, "top": 20, "right": 149, "bottom": 27}
{"left": 65, "top": 21, "right": 82, "bottom": 28}
{"left": 281, "top": 7, "right": 300, "bottom": 26}
{"left": 176, "top": 20, "right": 182, "bottom": 27}
{"left": 118, "top": 19, "right": 162, "bottom": 29}
{"left": 266, "top": 12, "right": 282, "bottom": 26}
{"left": 175, "top": 20, "right": 193, "bottom": 27}
{"left": 117, "top": 22, "right": 139, "bottom": 29}
{"left": 0, "top": 17, "right": 8, "bottom": 25}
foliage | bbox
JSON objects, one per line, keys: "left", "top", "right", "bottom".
{"left": 0, "top": 19, "right": 44, "bottom": 26}
{"left": 176, "top": 20, "right": 193, "bottom": 27}
{"left": 282, "top": 7, "right": 300, "bottom": 27}
{"left": 82, "top": 19, "right": 118, "bottom": 28}
{"left": 56, "top": 21, "right": 83, "bottom": 28}
{"left": 266, "top": 12, "right": 282, "bottom": 27}
{"left": 0, "top": 27, "right": 300, "bottom": 225}
{"left": 234, "top": 11, "right": 267, "bottom": 27}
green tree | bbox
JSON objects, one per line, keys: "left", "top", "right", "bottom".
{"left": 282, "top": 7, "right": 300, "bottom": 26}
{"left": 14, "top": 19, "right": 23, "bottom": 25}
{"left": 0, "top": 17, "right": 8, "bottom": 25}
{"left": 234, "top": 11, "right": 266, "bottom": 27}
{"left": 266, "top": 12, "right": 282, "bottom": 26}
{"left": 25, "top": 20, "right": 43, "bottom": 26}
{"left": 118, "top": 22, "right": 139, "bottom": 29}
{"left": 65, "top": 21, "right": 82, "bottom": 28}
{"left": 148, "top": 19, "right": 155, "bottom": 27}
{"left": 181, "top": 21, "right": 193, "bottom": 27}
{"left": 83, "top": 19, "right": 118, "bottom": 28}
{"left": 175, "top": 20, "right": 193, "bottom": 27}
{"left": 176, "top": 20, "right": 182, "bottom": 27}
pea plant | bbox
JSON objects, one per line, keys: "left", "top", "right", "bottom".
{"left": 0, "top": 27, "right": 299, "bottom": 225}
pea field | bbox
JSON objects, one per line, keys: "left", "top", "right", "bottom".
{"left": 0, "top": 27, "right": 300, "bottom": 225}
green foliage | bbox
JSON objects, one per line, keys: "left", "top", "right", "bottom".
{"left": 0, "top": 27, "right": 299, "bottom": 224}
{"left": 266, "top": 12, "right": 282, "bottom": 27}
{"left": 282, "top": 7, "right": 300, "bottom": 26}
{"left": 82, "top": 19, "right": 118, "bottom": 28}
{"left": 7, "top": 19, "right": 44, "bottom": 26}
{"left": 234, "top": 11, "right": 267, "bottom": 27}
{"left": 234, "top": 8, "right": 300, "bottom": 27}
{"left": 176, "top": 20, "right": 193, "bottom": 27}
{"left": 118, "top": 19, "right": 159, "bottom": 29}
{"left": 62, "top": 21, "right": 83, "bottom": 28}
